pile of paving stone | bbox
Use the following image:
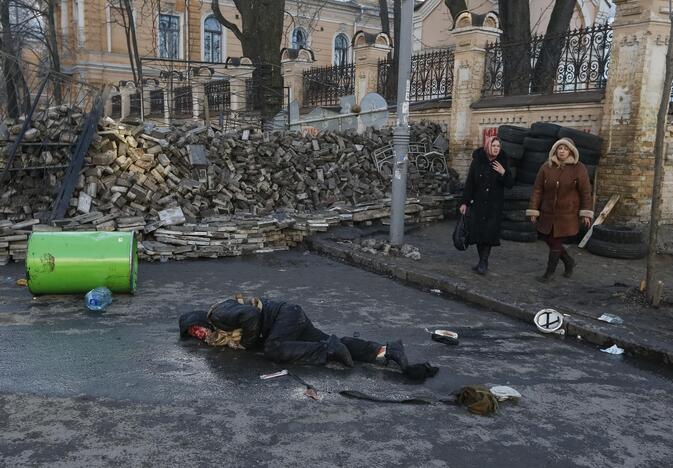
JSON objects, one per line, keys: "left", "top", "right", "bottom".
{"left": 0, "top": 118, "right": 458, "bottom": 264}
{"left": 349, "top": 237, "right": 422, "bottom": 261}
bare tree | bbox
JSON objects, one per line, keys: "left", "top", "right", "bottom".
{"left": 211, "top": 0, "right": 285, "bottom": 121}
{"left": 646, "top": 2, "right": 673, "bottom": 306}
{"left": 531, "top": 0, "right": 574, "bottom": 94}
{"left": 444, "top": 0, "right": 467, "bottom": 20}
{"left": 107, "top": 0, "right": 143, "bottom": 85}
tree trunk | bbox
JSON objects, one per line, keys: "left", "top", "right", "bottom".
{"left": 444, "top": 0, "right": 467, "bottom": 21}
{"left": 385, "top": 0, "right": 400, "bottom": 103}
{"left": 117, "top": 3, "right": 137, "bottom": 84}
{"left": 378, "top": 0, "right": 389, "bottom": 35}
{"left": 530, "top": 0, "right": 575, "bottom": 94}
{"left": 212, "top": 0, "right": 285, "bottom": 122}
{"left": 499, "top": 0, "right": 532, "bottom": 96}
{"left": 1, "top": 0, "right": 20, "bottom": 118}
{"left": 46, "top": 0, "right": 62, "bottom": 103}
{"left": 122, "top": 0, "right": 143, "bottom": 86}
{"left": 646, "top": 9, "right": 673, "bottom": 306}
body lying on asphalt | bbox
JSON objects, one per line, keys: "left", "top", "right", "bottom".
{"left": 179, "top": 296, "right": 438, "bottom": 380}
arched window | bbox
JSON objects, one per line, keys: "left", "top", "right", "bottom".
{"left": 204, "top": 15, "right": 222, "bottom": 63}
{"left": 333, "top": 33, "right": 349, "bottom": 66}
{"left": 292, "top": 27, "right": 307, "bottom": 49}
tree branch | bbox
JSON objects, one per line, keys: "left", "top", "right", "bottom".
{"left": 212, "top": 0, "right": 243, "bottom": 43}
{"left": 444, "top": 0, "right": 467, "bottom": 20}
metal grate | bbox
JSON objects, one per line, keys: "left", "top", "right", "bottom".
{"left": 482, "top": 22, "right": 613, "bottom": 97}
{"left": 302, "top": 63, "right": 355, "bottom": 107}
{"left": 111, "top": 95, "right": 121, "bottom": 118}
{"left": 129, "top": 92, "right": 141, "bottom": 117}
{"left": 378, "top": 49, "right": 454, "bottom": 104}
{"left": 149, "top": 89, "right": 164, "bottom": 116}
{"left": 205, "top": 79, "right": 231, "bottom": 113}
{"left": 173, "top": 86, "right": 193, "bottom": 117}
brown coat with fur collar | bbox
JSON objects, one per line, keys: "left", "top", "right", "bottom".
{"left": 526, "top": 138, "right": 594, "bottom": 238}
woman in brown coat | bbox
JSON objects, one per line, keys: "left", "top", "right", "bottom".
{"left": 526, "top": 138, "right": 594, "bottom": 282}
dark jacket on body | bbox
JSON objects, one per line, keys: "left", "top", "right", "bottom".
{"left": 461, "top": 148, "right": 515, "bottom": 246}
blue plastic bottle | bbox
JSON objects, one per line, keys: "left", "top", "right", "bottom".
{"left": 85, "top": 287, "right": 113, "bottom": 311}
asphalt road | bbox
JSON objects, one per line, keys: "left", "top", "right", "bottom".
{"left": 1, "top": 251, "right": 672, "bottom": 467}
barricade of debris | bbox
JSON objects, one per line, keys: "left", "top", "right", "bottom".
{"left": 351, "top": 238, "right": 422, "bottom": 261}
{"left": 0, "top": 117, "right": 459, "bottom": 264}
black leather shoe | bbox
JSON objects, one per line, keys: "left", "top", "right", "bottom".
{"left": 384, "top": 340, "right": 409, "bottom": 369}
{"left": 327, "top": 335, "right": 353, "bottom": 367}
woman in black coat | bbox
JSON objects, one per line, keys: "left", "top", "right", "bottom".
{"left": 458, "top": 136, "right": 515, "bottom": 274}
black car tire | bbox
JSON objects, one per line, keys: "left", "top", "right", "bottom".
{"left": 501, "top": 220, "right": 537, "bottom": 232}
{"left": 501, "top": 141, "right": 525, "bottom": 160}
{"left": 503, "top": 200, "right": 530, "bottom": 211}
{"left": 517, "top": 169, "right": 538, "bottom": 185}
{"left": 586, "top": 237, "right": 648, "bottom": 260}
{"left": 500, "top": 229, "right": 537, "bottom": 243}
{"left": 504, "top": 184, "right": 534, "bottom": 200}
{"left": 530, "top": 122, "right": 562, "bottom": 138}
{"left": 498, "top": 125, "right": 529, "bottom": 144}
{"left": 502, "top": 210, "right": 527, "bottom": 222}
{"left": 557, "top": 127, "right": 603, "bottom": 151}
{"left": 579, "top": 148, "right": 601, "bottom": 165}
{"left": 592, "top": 224, "right": 645, "bottom": 244}
{"left": 523, "top": 137, "right": 556, "bottom": 152}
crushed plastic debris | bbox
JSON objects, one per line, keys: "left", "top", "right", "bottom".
{"left": 600, "top": 344, "right": 624, "bottom": 355}
{"left": 490, "top": 386, "right": 522, "bottom": 401}
{"left": 597, "top": 313, "right": 624, "bottom": 325}
{"left": 260, "top": 369, "right": 289, "bottom": 380}
{"left": 85, "top": 287, "right": 113, "bottom": 311}
{"left": 430, "top": 289, "right": 442, "bottom": 294}
{"left": 425, "top": 328, "right": 459, "bottom": 345}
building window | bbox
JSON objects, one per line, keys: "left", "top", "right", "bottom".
{"left": 159, "top": 14, "right": 180, "bottom": 59}
{"left": 333, "top": 33, "right": 349, "bottom": 66}
{"left": 292, "top": 27, "right": 307, "bottom": 49}
{"left": 204, "top": 16, "right": 222, "bottom": 63}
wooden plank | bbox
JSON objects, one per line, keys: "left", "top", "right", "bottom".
{"left": 578, "top": 194, "right": 620, "bottom": 249}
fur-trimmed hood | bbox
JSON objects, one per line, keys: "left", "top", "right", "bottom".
{"left": 548, "top": 138, "right": 579, "bottom": 167}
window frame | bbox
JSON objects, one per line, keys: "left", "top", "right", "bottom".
{"left": 158, "top": 13, "right": 181, "bottom": 59}
{"left": 291, "top": 27, "right": 308, "bottom": 49}
{"left": 333, "top": 33, "right": 350, "bottom": 66}
{"left": 203, "top": 15, "right": 223, "bottom": 63}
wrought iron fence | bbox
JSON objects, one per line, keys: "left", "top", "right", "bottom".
{"left": 149, "top": 89, "right": 164, "bottom": 116}
{"left": 129, "top": 92, "right": 141, "bottom": 117}
{"left": 173, "top": 86, "right": 193, "bottom": 117}
{"left": 205, "top": 79, "right": 231, "bottom": 113}
{"left": 482, "top": 22, "right": 613, "bottom": 97}
{"left": 111, "top": 94, "right": 122, "bottom": 118}
{"left": 303, "top": 63, "right": 354, "bottom": 107}
{"left": 377, "top": 48, "right": 455, "bottom": 104}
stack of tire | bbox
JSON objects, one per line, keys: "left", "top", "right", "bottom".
{"left": 496, "top": 122, "right": 604, "bottom": 243}
{"left": 587, "top": 225, "right": 648, "bottom": 259}
{"left": 497, "top": 125, "right": 537, "bottom": 242}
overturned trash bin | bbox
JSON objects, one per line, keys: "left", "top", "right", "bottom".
{"left": 26, "top": 231, "right": 138, "bottom": 295}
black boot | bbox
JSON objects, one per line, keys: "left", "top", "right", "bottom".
{"left": 537, "top": 251, "right": 561, "bottom": 283}
{"left": 472, "top": 245, "right": 490, "bottom": 275}
{"left": 384, "top": 340, "right": 408, "bottom": 369}
{"left": 327, "top": 335, "right": 353, "bottom": 367}
{"left": 560, "top": 249, "right": 576, "bottom": 278}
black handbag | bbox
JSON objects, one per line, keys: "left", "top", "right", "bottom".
{"left": 453, "top": 214, "right": 469, "bottom": 251}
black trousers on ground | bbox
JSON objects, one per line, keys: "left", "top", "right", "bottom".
{"left": 263, "top": 304, "right": 382, "bottom": 365}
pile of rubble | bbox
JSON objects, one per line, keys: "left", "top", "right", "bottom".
{"left": 0, "top": 116, "right": 459, "bottom": 264}
{"left": 349, "top": 238, "right": 422, "bottom": 261}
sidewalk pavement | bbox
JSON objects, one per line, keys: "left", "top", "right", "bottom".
{"left": 306, "top": 220, "right": 673, "bottom": 366}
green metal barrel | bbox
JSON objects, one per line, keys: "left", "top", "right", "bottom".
{"left": 26, "top": 231, "right": 138, "bottom": 295}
